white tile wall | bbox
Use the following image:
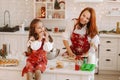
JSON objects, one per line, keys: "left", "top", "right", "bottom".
{"left": 0, "top": 0, "right": 120, "bottom": 31}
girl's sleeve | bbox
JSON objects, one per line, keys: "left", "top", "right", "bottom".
{"left": 43, "top": 42, "right": 53, "bottom": 52}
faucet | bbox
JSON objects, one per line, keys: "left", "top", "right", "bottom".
{"left": 4, "top": 10, "right": 10, "bottom": 27}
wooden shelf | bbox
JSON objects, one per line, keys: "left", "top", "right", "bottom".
{"left": 34, "top": 0, "right": 65, "bottom": 20}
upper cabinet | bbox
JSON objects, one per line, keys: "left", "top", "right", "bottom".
{"left": 105, "top": 0, "right": 120, "bottom": 17}
{"left": 34, "top": 0, "right": 65, "bottom": 20}
{"left": 74, "top": 0, "right": 103, "bottom": 2}
{"left": 106, "top": 0, "right": 120, "bottom": 3}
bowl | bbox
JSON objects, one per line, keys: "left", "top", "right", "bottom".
{"left": 47, "top": 48, "right": 60, "bottom": 60}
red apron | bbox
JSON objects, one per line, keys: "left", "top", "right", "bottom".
{"left": 22, "top": 40, "right": 47, "bottom": 76}
{"left": 70, "top": 32, "right": 90, "bottom": 56}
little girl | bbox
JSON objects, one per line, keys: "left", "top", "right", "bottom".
{"left": 22, "top": 19, "right": 53, "bottom": 80}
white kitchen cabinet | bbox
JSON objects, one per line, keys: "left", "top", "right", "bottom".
{"left": 34, "top": 0, "right": 65, "bottom": 20}
{"left": 0, "top": 69, "right": 25, "bottom": 80}
{"left": 0, "top": 32, "right": 28, "bottom": 56}
{"left": 117, "top": 39, "right": 120, "bottom": 71}
{"left": 0, "top": 32, "right": 65, "bottom": 57}
{"left": 0, "top": 65, "right": 94, "bottom": 80}
{"left": 106, "top": 0, "right": 120, "bottom": 3}
{"left": 56, "top": 74, "right": 80, "bottom": 80}
{"left": 99, "top": 34, "right": 120, "bottom": 71}
{"left": 105, "top": 1, "right": 120, "bottom": 17}
{"left": 56, "top": 74, "right": 93, "bottom": 80}
{"left": 41, "top": 73, "right": 56, "bottom": 80}
{"left": 0, "top": 34, "right": 4, "bottom": 49}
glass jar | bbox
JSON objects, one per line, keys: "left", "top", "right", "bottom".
{"left": 75, "top": 59, "right": 80, "bottom": 71}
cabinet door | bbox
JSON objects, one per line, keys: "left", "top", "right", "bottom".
{"left": 41, "top": 73, "right": 56, "bottom": 80}
{"left": 1, "top": 34, "right": 28, "bottom": 56}
{"left": 0, "top": 69, "right": 26, "bottom": 80}
{"left": 2, "top": 34, "right": 19, "bottom": 54}
{"left": 19, "top": 35, "right": 28, "bottom": 53}
{"left": 117, "top": 39, "right": 120, "bottom": 71}
{"left": 3, "top": 35, "right": 26, "bottom": 53}
{"left": 99, "top": 37, "right": 118, "bottom": 70}
{"left": 56, "top": 74, "right": 80, "bottom": 80}
{"left": 0, "top": 34, "right": 4, "bottom": 49}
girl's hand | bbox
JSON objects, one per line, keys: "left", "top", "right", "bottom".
{"left": 27, "top": 36, "right": 35, "bottom": 47}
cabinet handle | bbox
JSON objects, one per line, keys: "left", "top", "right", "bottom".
{"left": 106, "top": 49, "right": 111, "bottom": 51}
{"left": 106, "top": 41, "right": 111, "bottom": 43}
{"left": 33, "top": 77, "right": 35, "bottom": 79}
{"left": 118, "top": 54, "right": 120, "bottom": 56}
{"left": 106, "top": 59, "right": 111, "bottom": 61}
{"left": 62, "top": 47, "right": 66, "bottom": 49}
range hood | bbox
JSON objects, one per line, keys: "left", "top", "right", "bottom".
{"left": 75, "top": 0, "right": 103, "bottom": 2}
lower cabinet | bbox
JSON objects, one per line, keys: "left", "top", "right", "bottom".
{"left": 0, "top": 32, "right": 65, "bottom": 56}
{"left": 0, "top": 69, "right": 25, "bottom": 80}
{"left": 117, "top": 39, "right": 120, "bottom": 71}
{"left": 56, "top": 74, "right": 94, "bottom": 80}
{"left": 0, "top": 70, "right": 94, "bottom": 80}
{"left": 56, "top": 74, "right": 80, "bottom": 80}
{"left": 41, "top": 73, "right": 56, "bottom": 80}
{"left": 99, "top": 34, "right": 120, "bottom": 72}
{"left": 0, "top": 33, "right": 28, "bottom": 56}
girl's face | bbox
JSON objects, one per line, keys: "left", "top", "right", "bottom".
{"left": 80, "top": 10, "right": 91, "bottom": 25}
{"left": 35, "top": 22, "right": 44, "bottom": 35}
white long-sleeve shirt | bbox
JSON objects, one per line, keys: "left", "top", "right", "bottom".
{"left": 28, "top": 40, "right": 53, "bottom": 52}
{"left": 62, "top": 20, "right": 100, "bottom": 53}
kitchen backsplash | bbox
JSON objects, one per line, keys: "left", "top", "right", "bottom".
{"left": 0, "top": 0, "right": 120, "bottom": 31}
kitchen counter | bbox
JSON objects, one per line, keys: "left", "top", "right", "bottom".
{"left": 100, "top": 33, "right": 120, "bottom": 38}
{"left": 0, "top": 31, "right": 63, "bottom": 36}
{"left": 0, "top": 56, "right": 94, "bottom": 74}
{"left": 1, "top": 31, "right": 120, "bottom": 37}
{"left": 0, "top": 56, "right": 95, "bottom": 80}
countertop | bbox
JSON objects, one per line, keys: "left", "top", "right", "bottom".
{"left": 0, "top": 31, "right": 63, "bottom": 36}
{"left": 0, "top": 56, "right": 94, "bottom": 75}
{"left": 1, "top": 31, "right": 120, "bottom": 37}
{"left": 99, "top": 33, "right": 120, "bottom": 38}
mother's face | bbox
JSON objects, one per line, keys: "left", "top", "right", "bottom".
{"left": 80, "top": 10, "right": 91, "bottom": 25}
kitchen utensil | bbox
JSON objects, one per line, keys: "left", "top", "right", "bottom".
{"left": 47, "top": 48, "right": 60, "bottom": 60}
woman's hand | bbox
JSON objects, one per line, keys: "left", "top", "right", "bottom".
{"left": 68, "top": 52, "right": 76, "bottom": 58}
{"left": 81, "top": 52, "right": 89, "bottom": 57}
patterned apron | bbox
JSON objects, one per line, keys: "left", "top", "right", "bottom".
{"left": 22, "top": 39, "right": 47, "bottom": 76}
{"left": 70, "top": 32, "right": 90, "bottom": 56}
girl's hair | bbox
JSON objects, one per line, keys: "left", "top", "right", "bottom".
{"left": 74, "top": 7, "right": 98, "bottom": 38}
{"left": 29, "top": 18, "right": 53, "bottom": 42}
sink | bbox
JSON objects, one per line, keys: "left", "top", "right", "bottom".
{"left": 0, "top": 24, "right": 19, "bottom": 32}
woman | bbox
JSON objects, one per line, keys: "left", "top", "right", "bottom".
{"left": 62, "top": 7, "right": 100, "bottom": 64}
{"left": 22, "top": 19, "right": 53, "bottom": 80}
